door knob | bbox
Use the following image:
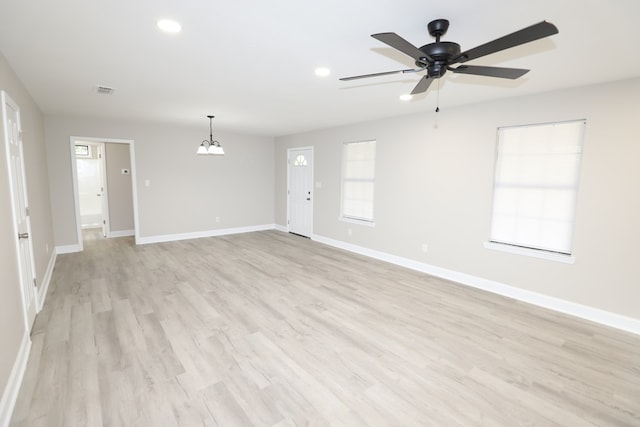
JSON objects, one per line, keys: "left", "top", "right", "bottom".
{"left": 18, "top": 232, "right": 29, "bottom": 239}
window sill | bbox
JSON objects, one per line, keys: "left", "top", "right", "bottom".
{"left": 484, "top": 241, "right": 575, "bottom": 264}
{"left": 339, "top": 216, "right": 376, "bottom": 227}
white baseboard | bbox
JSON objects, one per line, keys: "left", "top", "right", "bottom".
{"left": 312, "top": 233, "right": 640, "bottom": 336}
{"left": 0, "top": 333, "right": 31, "bottom": 427}
{"left": 274, "top": 224, "right": 288, "bottom": 232}
{"left": 36, "top": 250, "right": 57, "bottom": 312}
{"left": 137, "top": 224, "right": 276, "bottom": 245}
{"left": 55, "top": 244, "right": 81, "bottom": 254}
{"left": 108, "top": 229, "right": 134, "bottom": 238}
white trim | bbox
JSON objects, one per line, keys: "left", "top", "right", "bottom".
{"left": 129, "top": 143, "right": 140, "bottom": 245}
{"left": 97, "top": 143, "right": 110, "bottom": 238}
{"left": 311, "top": 233, "right": 640, "bottom": 336}
{"left": 137, "top": 224, "right": 276, "bottom": 245}
{"left": 0, "top": 332, "right": 31, "bottom": 427}
{"left": 274, "top": 224, "right": 288, "bottom": 232}
{"left": 36, "top": 250, "right": 57, "bottom": 312}
{"left": 55, "top": 244, "right": 81, "bottom": 254}
{"left": 484, "top": 241, "right": 576, "bottom": 264}
{"left": 339, "top": 216, "right": 376, "bottom": 227}
{"left": 108, "top": 229, "right": 135, "bottom": 238}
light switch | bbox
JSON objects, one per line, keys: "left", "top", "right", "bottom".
{"left": 144, "top": 179, "right": 151, "bottom": 187}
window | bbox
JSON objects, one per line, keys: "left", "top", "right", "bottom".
{"left": 75, "top": 144, "right": 90, "bottom": 157}
{"left": 342, "top": 140, "right": 376, "bottom": 222}
{"left": 489, "top": 120, "right": 585, "bottom": 255}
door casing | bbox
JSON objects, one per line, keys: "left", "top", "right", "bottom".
{"left": 70, "top": 136, "right": 140, "bottom": 251}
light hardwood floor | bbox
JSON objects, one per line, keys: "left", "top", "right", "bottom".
{"left": 10, "top": 229, "right": 640, "bottom": 426}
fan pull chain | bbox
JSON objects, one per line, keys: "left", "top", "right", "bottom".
{"left": 435, "top": 78, "right": 440, "bottom": 112}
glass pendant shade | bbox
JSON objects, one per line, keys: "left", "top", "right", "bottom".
{"left": 208, "top": 143, "right": 224, "bottom": 155}
{"left": 197, "top": 143, "right": 208, "bottom": 155}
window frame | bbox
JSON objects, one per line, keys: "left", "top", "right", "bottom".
{"left": 486, "top": 119, "right": 586, "bottom": 262}
{"left": 340, "top": 139, "right": 376, "bottom": 225}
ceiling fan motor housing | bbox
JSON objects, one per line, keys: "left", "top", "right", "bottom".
{"left": 416, "top": 41, "right": 460, "bottom": 77}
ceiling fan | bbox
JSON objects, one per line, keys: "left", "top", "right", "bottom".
{"left": 340, "top": 19, "right": 559, "bottom": 95}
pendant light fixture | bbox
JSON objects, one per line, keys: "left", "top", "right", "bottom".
{"left": 197, "top": 115, "right": 224, "bottom": 156}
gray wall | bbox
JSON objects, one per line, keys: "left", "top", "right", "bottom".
{"left": 0, "top": 52, "right": 55, "bottom": 410}
{"left": 45, "top": 116, "right": 275, "bottom": 246}
{"left": 105, "top": 143, "right": 134, "bottom": 233}
{"left": 275, "top": 77, "right": 640, "bottom": 321}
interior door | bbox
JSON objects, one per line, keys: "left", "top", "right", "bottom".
{"left": 288, "top": 147, "right": 313, "bottom": 237}
{"left": 76, "top": 142, "right": 107, "bottom": 236}
{"left": 2, "top": 91, "right": 37, "bottom": 330}
{"left": 97, "top": 143, "right": 108, "bottom": 237}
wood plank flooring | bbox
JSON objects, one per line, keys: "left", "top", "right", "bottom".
{"left": 10, "top": 229, "right": 640, "bottom": 426}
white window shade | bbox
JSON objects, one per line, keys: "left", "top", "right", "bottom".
{"left": 490, "top": 120, "right": 585, "bottom": 254}
{"left": 342, "top": 140, "right": 376, "bottom": 222}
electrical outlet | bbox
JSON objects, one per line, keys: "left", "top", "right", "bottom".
{"left": 215, "top": 216, "right": 220, "bottom": 223}
{"left": 421, "top": 243, "right": 428, "bottom": 253}
{"left": 348, "top": 228, "right": 353, "bottom": 236}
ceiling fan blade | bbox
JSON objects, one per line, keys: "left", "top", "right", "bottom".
{"left": 452, "top": 65, "right": 529, "bottom": 79}
{"left": 410, "top": 76, "right": 434, "bottom": 95}
{"left": 455, "top": 21, "right": 558, "bottom": 64}
{"left": 372, "top": 32, "right": 427, "bottom": 61}
{"left": 339, "top": 68, "right": 422, "bottom": 81}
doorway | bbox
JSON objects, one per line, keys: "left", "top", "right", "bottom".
{"left": 75, "top": 142, "right": 107, "bottom": 237}
{"left": 2, "top": 91, "right": 37, "bottom": 330}
{"left": 70, "top": 136, "right": 139, "bottom": 251}
{"left": 287, "top": 147, "right": 314, "bottom": 238}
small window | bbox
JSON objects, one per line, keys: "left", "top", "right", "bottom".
{"left": 294, "top": 154, "right": 307, "bottom": 166}
{"left": 75, "top": 144, "right": 90, "bottom": 157}
{"left": 489, "top": 120, "right": 585, "bottom": 255}
{"left": 341, "top": 140, "right": 376, "bottom": 222}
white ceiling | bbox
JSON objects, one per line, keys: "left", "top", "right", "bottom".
{"left": 0, "top": 0, "right": 639, "bottom": 137}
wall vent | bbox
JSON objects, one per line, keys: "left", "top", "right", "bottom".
{"left": 94, "top": 85, "right": 115, "bottom": 95}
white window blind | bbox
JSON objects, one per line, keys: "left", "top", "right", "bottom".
{"left": 489, "top": 120, "right": 585, "bottom": 254}
{"left": 342, "top": 140, "right": 376, "bottom": 222}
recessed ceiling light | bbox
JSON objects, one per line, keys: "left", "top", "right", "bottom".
{"left": 157, "top": 19, "right": 182, "bottom": 33}
{"left": 315, "top": 67, "right": 331, "bottom": 77}
{"left": 400, "top": 94, "right": 413, "bottom": 101}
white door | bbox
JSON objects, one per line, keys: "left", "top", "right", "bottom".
{"left": 2, "top": 91, "right": 37, "bottom": 330}
{"left": 97, "top": 144, "right": 108, "bottom": 237}
{"left": 288, "top": 147, "right": 313, "bottom": 237}
{"left": 76, "top": 142, "right": 107, "bottom": 236}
